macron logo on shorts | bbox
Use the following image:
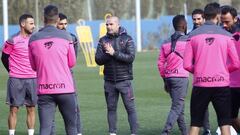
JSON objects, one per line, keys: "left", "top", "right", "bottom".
{"left": 44, "top": 41, "right": 54, "bottom": 49}
{"left": 39, "top": 83, "right": 65, "bottom": 89}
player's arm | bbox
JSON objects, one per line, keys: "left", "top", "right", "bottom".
{"left": 112, "top": 36, "right": 135, "bottom": 63}
{"left": 95, "top": 38, "right": 111, "bottom": 65}
{"left": 157, "top": 45, "right": 166, "bottom": 78}
{"left": 72, "top": 34, "right": 79, "bottom": 59}
{"left": 28, "top": 42, "right": 36, "bottom": 71}
{"left": 158, "top": 45, "right": 170, "bottom": 93}
{"left": 183, "top": 39, "right": 194, "bottom": 73}
{"left": 67, "top": 41, "right": 76, "bottom": 68}
{"left": 227, "top": 37, "right": 240, "bottom": 72}
{"left": 1, "top": 52, "right": 10, "bottom": 72}
{"left": 1, "top": 41, "right": 13, "bottom": 72}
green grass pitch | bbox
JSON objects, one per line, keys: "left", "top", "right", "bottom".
{"left": 0, "top": 51, "right": 219, "bottom": 135}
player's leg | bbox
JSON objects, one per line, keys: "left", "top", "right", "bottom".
{"left": 189, "top": 87, "right": 211, "bottom": 135}
{"left": 8, "top": 106, "right": 19, "bottom": 135}
{"left": 232, "top": 118, "right": 240, "bottom": 133}
{"left": 57, "top": 93, "right": 77, "bottom": 135}
{"left": 104, "top": 81, "right": 119, "bottom": 134}
{"left": 176, "top": 78, "right": 188, "bottom": 135}
{"left": 25, "top": 78, "right": 37, "bottom": 135}
{"left": 38, "top": 95, "right": 56, "bottom": 135}
{"left": 212, "top": 87, "right": 231, "bottom": 135}
{"left": 189, "top": 126, "right": 201, "bottom": 135}
{"left": 161, "top": 78, "right": 188, "bottom": 135}
{"left": 230, "top": 88, "right": 240, "bottom": 133}
{"left": 71, "top": 71, "right": 83, "bottom": 135}
{"left": 26, "top": 106, "right": 35, "bottom": 135}
{"left": 6, "top": 78, "right": 25, "bottom": 135}
{"left": 75, "top": 94, "right": 83, "bottom": 135}
{"left": 202, "top": 108, "right": 211, "bottom": 135}
{"left": 177, "top": 108, "right": 188, "bottom": 135}
{"left": 118, "top": 80, "right": 138, "bottom": 135}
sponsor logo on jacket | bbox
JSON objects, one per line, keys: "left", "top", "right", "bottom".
{"left": 39, "top": 83, "right": 65, "bottom": 89}
{"left": 196, "top": 75, "right": 224, "bottom": 83}
{"left": 165, "top": 69, "right": 178, "bottom": 74}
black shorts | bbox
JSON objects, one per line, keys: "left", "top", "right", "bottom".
{"left": 231, "top": 88, "right": 240, "bottom": 119}
{"left": 190, "top": 86, "right": 231, "bottom": 127}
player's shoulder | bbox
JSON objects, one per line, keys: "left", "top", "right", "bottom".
{"left": 6, "top": 32, "right": 21, "bottom": 45}
{"left": 57, "top": 29, "right": 72, "bottom": 41}
{"left": 69, "top": 32, "right": 78, "bottom": 40}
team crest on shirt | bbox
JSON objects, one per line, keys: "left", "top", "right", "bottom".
{"left": 205, "top": 37, "right": 214, "bottom": 46}
{"left": 44, "top": 41, "right": 53, "bottom": 49}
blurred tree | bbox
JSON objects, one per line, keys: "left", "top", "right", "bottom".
{"left": 92, "top": 0, "right": 134, "bottom": 20}
{"left": 219, "top": 0, "right": 232, "bottom": 5}
{"left": 0, "top": 0, "right": 240, "bottom": 24}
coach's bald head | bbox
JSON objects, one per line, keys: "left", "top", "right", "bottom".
{"left": 106, "top": 16, "right": 120, "bottom": 35}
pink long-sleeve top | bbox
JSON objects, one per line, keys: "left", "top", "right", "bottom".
{"left": 158, "top": 31, "right": 189, "bottom": 78}
{"left": 28, "top": 25, "right": 76, "bottom": 95}
{"left": 230, "top": 32, "right": 240, "bottom": 87}
{"left": 2, "top": 32, "right": 36, "bottom": 78}
{"left": 184, "top": 21, "right": 239, "bottom": 87}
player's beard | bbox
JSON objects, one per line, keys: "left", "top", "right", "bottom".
{"left": 24, "top": 28, "right": 33, "bottom": 35}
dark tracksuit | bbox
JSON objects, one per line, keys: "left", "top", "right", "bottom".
{"left": 95, "top": 27, "right": 138, "bottom": 134}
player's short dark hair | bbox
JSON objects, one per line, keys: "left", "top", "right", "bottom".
{"left": 59, "top": 13, "right": 67, "bottom": 21}
{"left": 44, "top": 5, "right": 59, "bottom": 23}
{"left": 221, "top": 5, "right": 237, "bottom": 18}
{"left": 192, "top": 9, "right": 204, "bottom": 18}
{"left": 204, "top": 2, "right": 221, "bottom": 20}
{"left": 172, "top": 15, "right": 186, "bottom": 31}
{"left": 19, "top": 14, "right": 33, "bottom": 25}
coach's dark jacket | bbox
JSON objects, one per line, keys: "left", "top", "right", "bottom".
{"left": 95, "top": 27, "right": 135, "bottom": 82}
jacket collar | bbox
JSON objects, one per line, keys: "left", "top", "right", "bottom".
{"left": 174, "top": 31, "right": 185, "bottom": 36}
{"left": 204, "top": 21, "right": 216, "bottom": 25}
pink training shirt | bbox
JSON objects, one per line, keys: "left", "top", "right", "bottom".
{"left": 158, "top": 32, "right": 189, "bottom": 78}
{"left": 2, "top": 32, "right": 36, "bottom": 78}
{"left": 230, "top": 32, "right": 240, "bottom": 87}
{"left": 184, "top": 21, "right": 239, "bottom": 87}
{"left": 29, "top": 25, "right": 76, "bottom": 95}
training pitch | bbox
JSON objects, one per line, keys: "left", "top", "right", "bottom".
{"left": 0, "top": 51, "right": 218, "bottom": 135}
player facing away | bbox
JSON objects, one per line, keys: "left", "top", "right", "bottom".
{"left": 56, "top": 12, "right": 82, "bottom": 135}
{"left": 191, "top": 8, "right": 211, "bottom": 135}
{"left": 28, "top": 5, "right": 77, "bottom": 135}
{"left": 221, "top": 5, "right": 240, "bottom": 134}
{"left": 158, "top": 15, "right": 189, "bottom": 135}
{"left": 95, "top": 16, "right": 138, "bottom": 135}
{"left": 184, "top": 2, "right": 239, "bottom": 135}
{"left": 1, "top": 14, "right": 37, "bottom": 135}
